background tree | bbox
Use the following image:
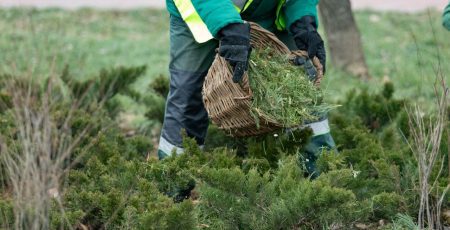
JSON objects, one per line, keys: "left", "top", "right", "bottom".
{"left": 319, "top": 0, "right": 370, "bottom": 80}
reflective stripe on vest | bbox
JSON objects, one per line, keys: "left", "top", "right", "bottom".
{"left": 275, "top": 0, "right": 286, "bottom": 31}
{"left": 236, "top": 0, "right": 254, "bottom": 13}
{"left": 174, "top": 0, "right": 280, "bottom": 43}
{"left": 173, "top": 0, "right": 214, "bottom": 43}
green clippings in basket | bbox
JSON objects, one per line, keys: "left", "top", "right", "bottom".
{"left": 248, "top": 47, "right": 335, "bottom": 127}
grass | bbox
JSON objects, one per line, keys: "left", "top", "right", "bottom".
{"left": 0, "top": 8, "right": 169, "bottom": 92}
{"left": 325, "top": 10, "right": 450, "bottom": 104}
{"left": 0, "top": 8, "right": 449, "bottom": 112}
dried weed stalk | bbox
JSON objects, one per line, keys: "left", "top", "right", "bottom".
{"left": 406, "top": 12, "right": 450, "bottom": 229}
{"left": 0, "top": 75, "right": 106, "bottom": 229}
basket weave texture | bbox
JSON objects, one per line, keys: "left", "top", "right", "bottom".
{"left": 202, "top": 22, "right": 323, "bottom": 137}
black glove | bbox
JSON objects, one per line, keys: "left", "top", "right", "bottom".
{"left": 292, "top": 56, "right": 317, "bottom": 82}
{"left": 291, "top": 16, "right": 326, "bottom": 73}
{"left": 218, "top": 23, "right": 251, "bottom": 83}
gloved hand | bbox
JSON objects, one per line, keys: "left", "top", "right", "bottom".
{"left": 292, "top": 56, "right": 318, "bottom": 82}
{"left": 218, "top": 23, "right": 251, "bottom": 83}
{"left": 291, "top": 16, "right": 326, "bottom": 74}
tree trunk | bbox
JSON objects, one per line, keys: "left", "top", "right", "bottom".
{"left": 319, "top": 0, "right": 370, "bottom": 79}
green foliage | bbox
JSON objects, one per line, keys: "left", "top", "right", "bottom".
{"left": 339, "top": 82, "right": 406, "bottom": 132}
{"left": 0, "top": 199, "right": 14, "bottom": 228}
{"left": 246, "top": 128, "right": 313, "bottom": 168}
{"left": 46, "top": 102, "right": 200, "bottom": 229}
{"left": 144, "top": 75, "right": 169, "bottom": 124}
{"left": 149, "top": 74, "right": 169, "bottom": 98}
{"left": 197, "top": 156, "right": 367, "bottom": 229}
{"left": 60, "top": 65, "right": 146, "bottom": 117}
{"left": 0, "top": 69, "right": 195, "bottom": 229}
{"left": 52, "top": 119, "right": 196, "bottom": 229}
{"left": 0, "top": 70, "right": 445, "bottom": 229}
{"left": 148, "top": 136, "right": 238, "bottom": 202}
{"left": 0, "top": 91, "right": 12, "bottom": 112}
{"left": 144, "top": 93, "right": 166, "bottom": 124}
{"left": 371, "top": 192, "right": 406, "bottom": 220}
{"left": 204, "top": 124, "right": 238, "bottom": 151}
{"left": 316, "top": 150, "right": 346, "bottom": 173}
{"left": 312, "top": 86, "right": 424, "bottom": 224}
{"left": 388, "top": 214, "right": 420, "bottom": 230}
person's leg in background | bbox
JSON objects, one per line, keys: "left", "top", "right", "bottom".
{"left": 158, "top": 15, "right": 218, "bottom": 159}
{"left": 275, "top": 29, "right": 337, "bottom": 179}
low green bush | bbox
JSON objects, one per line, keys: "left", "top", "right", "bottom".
{"left": 196, "top": 156, "right": 367, "bottom": 229}
{"left": 0, "top": 199, "right": 14, "bottom": 228}
{"left": 144, "top": 75, "right": 169, "bottom": 125}
{"left": 371, "top": 192, "right": 406, "bottom": 220}
{"left": 0, "top": 70, "right": 448, "bottom": 229}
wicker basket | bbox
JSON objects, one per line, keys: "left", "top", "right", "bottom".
{"left": 202, "top": 22, "right": 323, "bottom": 137}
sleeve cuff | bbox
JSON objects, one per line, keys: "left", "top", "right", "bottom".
{"left": 284, "top": 0, "right": 319, "bottom": 32}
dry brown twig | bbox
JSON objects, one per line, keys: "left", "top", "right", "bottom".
{"left": 405, "top": 11, "right": 450, "bottom": 229}
{"left": 0, "top": 72, "right": 118, "bottom": 229}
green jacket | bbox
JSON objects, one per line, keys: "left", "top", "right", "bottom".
{"left": 444, "top": 2, "right": 450, "bottom": 30}
{"left": 166, "top": 0, "right": 318, "bottom": 43}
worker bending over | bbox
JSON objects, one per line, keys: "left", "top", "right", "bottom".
{"left": 159, "top": 0, "right": 335, "bottom": 177}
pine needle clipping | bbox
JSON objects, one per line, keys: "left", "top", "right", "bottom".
{"left": 248, "top": 47, "right": 334, "bottom": 127}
